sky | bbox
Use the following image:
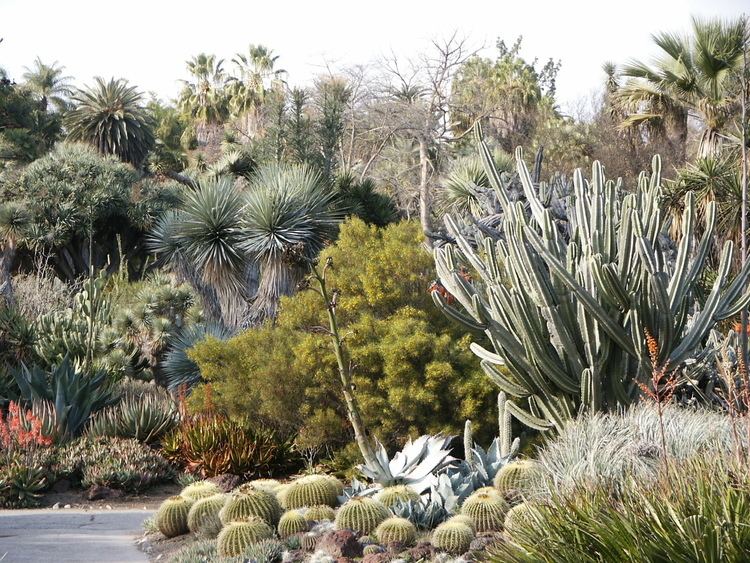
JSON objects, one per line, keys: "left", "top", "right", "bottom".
{"left": 1, "top": 0, "right": 747, "bottom": 113}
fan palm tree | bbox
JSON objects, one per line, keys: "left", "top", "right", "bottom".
{"left": 617, "top": 17, "right": 748, "bottom": 159}
{"left": 0, "top": 203, "right": 29, "bottom": 304}
{"left": 65, "top": 77, "right": 154, "bottom": 167}
{"left": 179, "top": 53, "right": 229, "bottom": 146}
{"left": 229, "top": 45, "right": 285, "bottom": 136}
{"left": 21, "top": 58, "right": 73, "bottom": 112}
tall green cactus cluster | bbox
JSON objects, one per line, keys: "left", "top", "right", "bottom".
{"left": 434, "top": 129, "right": 750, "bottom": 431}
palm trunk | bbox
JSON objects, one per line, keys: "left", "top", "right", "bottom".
{"left": 418, "top": 136, "right": 433, "bottom": 247}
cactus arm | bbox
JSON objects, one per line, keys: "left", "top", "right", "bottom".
{"left": 505, "top": 400, "right": 554, "bottom": 431}
{"left": 481, "top": 361, "right": 531, "bottom": 397}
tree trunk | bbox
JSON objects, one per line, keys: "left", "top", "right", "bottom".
{"left": 0, "top": 242, "right": 16, "bottom": 305}
{"left": 418, "top": 136, "right": 433, "bottom": 247}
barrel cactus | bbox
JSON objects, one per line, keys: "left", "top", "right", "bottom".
{"left": 461, "top": 487, "right": 508, "bottom": 532}
{"left": 374, "top": 485, "right": 420, "bottom": 507}
{"left": 431, "top": 520, "right": 474, "bottom": 555}
{"left": 220, "top": 483, "right": 283, "bottom": 526}
{"left": 217, "top": 517, "right": 274, "bottom": 557}
{"left": 275, "top": 483, "right": 291, "bottom": 507}
{"left": 335, "top": 497, "right": 390, "bottom": 535}
{"left": 323, "top": 475, "right": 344, "bottom": 496}
{"left": 503, "top": 502, "right": 532, "bottom": 536}
{"left": 251, "top": 479, "right": 282, "bottom": 493}
{"left": 375, "top": 517, "right": 417, "bottom": 546}
{"left": 494, "top": 460, "right": 544, "bottom": 497}
{"left": 155, "top": 495, "right": 192, "bottom": 538}
{"left": 301, "top": 532, "right": 318, "bottom": 551}
{"left": 187, "top": 493, "right": 226, "bottom": 537}
{"left": 284, "top": 475, "right": 339, "bottom": 509}
{"left": 278, "top": 510, "right": 310, "bottom": 538}
{"left": 446, "top": 514, "right": 476, "bottom": 533}
{"left": 181, "top": 480, "right": 223, "bottom": 501}
{"left": 364, "top": 544, "right": 385, "bottom": 555}
{"left": 304, "top": 505, "right": 336, "bottom": 522}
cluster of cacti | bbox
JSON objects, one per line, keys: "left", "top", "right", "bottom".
{"left": 187, "top": 494, "right": 226, "bottom": 537}
{"left": 278, "top": 510, "right": 310, "bottom": 538}
{"left": 375, "top": 516, "right": 417, "bottom": 546}
{"left": 155, "top": 495, "right": 192, "bottom": 538}
{"left": 494, "top": 460, "right": 543, "bottom": 497}
{"left": 374, "top": 485, "right": 420, "bottom": 507}
{"left": 335, "top": 497, "right": 390, "bottom": 535}
{"left": 283, "top": 475, "right": 339, "bottom": 509}
{"left": 252, "top": 479, "right": 282, "bottom": 493}
{"left": 275, "top": 483, "right": 291, "bottom": 507}
{"left": 217, "top": 516, "right": 275, "bottom": 557}
{"left": 434, "top": 129, "right": 750, "bottom": 431}
{"left": 503, "top": 502, "right": 532, "bottom": 536}
{"left": 431, "top": 520, "right": 475, "bottom": 555}
{"left": 304, "top": 505, "right": 336, "bottom": 522}
{"left": 323, "top": 475, "right": 344, "bottom": 496}
{"left": 220, "top": 483, "right": 283, "bottom": 525}
{"left": 243, "top": 538, "right": 284, "bottom": 563}
{"left": 181, "top": 480, "right": 222, "bottom": 501}
{"left": 460, "top": 487, "right": 508, "bottom": 532}
{"left": 446, "top": 515, "right": 476, "bottom": 533}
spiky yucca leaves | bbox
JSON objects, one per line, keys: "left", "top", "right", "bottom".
{"left": 283, "top": 475, "right": 339, "bottom": 509}
{"left": 243, "top": 164, "right": 343, "bottom": 322}
{"left": 187, "top": 493, "right": 226, "bottom": 537}
{"left": 65, "top": 77, "right": 154, "bottom": 167}
{"left": 461, "top": 487, "right": 508, "bottom": 532}
{"left": 217, "top": 516, "right": 274, "bottom": 557}
{"left": 278, "top": 510, "right": 309, "bottom": 538}
{"left": 432, "top": 520, "right": 474, "bottom": 555}
{"left": 335, "top": 497, "right": 390, "bottom": 535}
{"left": 220, "top": 483, "right": 282, "bottom": 525}
{"left": 375, "top": 517, "right": 417, "bottom": 546}
{"left": 304, "top": 505, "right": 335, "bottom": 522}
{"left": 374, "top": 485, "right": 420, "bottom": 507}
{"left": 155, "top": 496, "right": 192, "bottom": 538}
{"left": 161, "top": 321, "right": 232, "bottom": 391}
{"left": 181, "top": 480, "right": 223, "bottom": 501}
{"left": 441, "top": 151, "right": 514, "bottom": 217}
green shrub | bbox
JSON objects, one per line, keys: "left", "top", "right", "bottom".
{"left": 189, "top": 219, "right": 495, "bottom": 452}
{"left": 0, "top": 453, "right": 48, "bottom": 508}
{"left": 492, "top": 455, "right": 750, "bottom": 562}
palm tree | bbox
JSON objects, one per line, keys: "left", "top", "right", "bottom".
{"left": 21, "top": 58, "right": 73, "bottom": 112}
{"left": 65, "top": 77, "right": 154, "bottom": 167}
{"left": 617, "top": 17, "right": 748, "bottom": 158}
{"left": 179, "top": 53, "right": 229, "bottom": 147}
{"left": 229, "top": 45, "right": 285, "bottom": 136}
{"left": 0, "top": 203, "right": 29, "bottom": 304}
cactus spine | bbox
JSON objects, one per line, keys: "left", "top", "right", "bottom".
{"left": 155, "top": 495, "right": 192, "bottom": 538}
{"left": 217, "top": 517, "right": 274, "bottom": 557}
{"left": 494, "top": 459, "right": 543, "bottom": 497}
{"left": 187, "top": 494, "right": 226, "bottom": 537}
{"left": 375, "top": 517, "right": 417, "bottom": 546}
{"left": 304, "top": 505, "right": 336, "bottom": 522}
{"left": 220, "top": 484, "right": 282, "bottom": 525}
{"left": 373, "top": 485, "right": 420, "bottom": 507}
{"left": 461, "top": 487, "right": 508, "bottom": 532}
{"left": 434, "top": 128, "right": 750, "bottom": 432}
{"left": 431, "top": 521, "right": 474, "bottom": 555}
{"left": 181, "top": 480, "right": 222, "bottom": 501}
{"left": 283, "top": 475, "right": 339, "bottom": 509}
{"left": 278, "top": 510, "right": 310, "bottom": 538}
{"left": 335, "top": 497, "right": 390, "bottom": 535}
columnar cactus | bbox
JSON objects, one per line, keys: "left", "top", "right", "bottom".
{"left": 494, "top": 460, "right": 543, "bottom": 497}
{"left": 155, "top": 495, "right": 192, "bottom": 538}
{"left": 278, "top": 510, "right": 310, "bottom": 538}
{"left": 374, "top": 485, "right": 420, "bottom": 507}
{"left": 181, "top": 480, "right": 222, "bottom": 501}
{"left": 434, "top": 128, "right": 750, "bottom": 431}
{"left": 216, "top": 517, "right": 274, "bottom": 557}
{"left": 375, "top": 517, "right": 417, "bottom": 546}
{"left": 187, "top": 494, "right": 226, "bottom": 537}
{"left": 304, "top": 505, "right": 336, "bottom": 522}
{"left": 335, "top": 497, "right": 390, "bottom": 535}
{"left": 431, "top": 521, "right": 474, "bottom": 555}
{"left": 220, "top": 484, "right": 283, "bottom": 525}
{"left": 284, "top": 475, "right": 339, "bottom": 509}
{"left": 461, "top": 487, "right": 508, "bottom": 532}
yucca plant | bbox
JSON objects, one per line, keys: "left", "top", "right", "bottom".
{"left": 65, "top": 77, "right": 155, "bottom": 167}
{"left": 161, "top": 322, "right": 232, "bottom": 391}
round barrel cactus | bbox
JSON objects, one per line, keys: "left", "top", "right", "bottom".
{"left": 181, "top": 480, "right": 222, "bottom": 501}
{"left": 461, "top": 487, "right": 508, "bottom": 532}
{"left": 284, "top": 475, "right": 338, "bottom": 509}
{"left": 446, "top": 514, "right": 476, "bottom": 533}
{"left": 250, "top": 479, "right": 282, "bottom": 493}
{"left": 494, "top": 460, "right": 544, "bottom": 497}
{"left": 364, "top": 544, "right": 385, "bottom": 555}
{"left": 187, "top": 494, "right": 226, "bottom": 538}
{"left": 220, "top": 483, "right": 282, "bottom": 526}
{"left": 375, "top": 517, "right": 417, "bottom": 546}
{"left": 503, "top": 502, "right": 533, "bottom": 535}
{"left": 323, "top": 475, "right": 344, "bottom": 496}
{"left": 304, "top": 505, "right": 336, "bottom": 522}
{"left": 217, "top": 516, "right": 275, "bottom": 557}
{"left": 155, "top": 495, "right": 192, "bottom": 538}
{"left": 278, "top": 510, "right": 309, "bottom": 538}
{"left": 374, "top": 485, "right": 420, "bottom": 507}
{"left": 431, "top": 521, "right": 474, "bottom": 555}
{"left": 335, "top": 497, "right": 390, "bottom": 535}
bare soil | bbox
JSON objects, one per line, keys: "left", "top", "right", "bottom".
{"left": 39, "top": 482, "right": 182, "bottom": 511}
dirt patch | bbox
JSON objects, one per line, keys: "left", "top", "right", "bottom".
{"left": 39, "top": 482, "right": 182, "bottom": 511}
{"left": 138, "top": 531, "right": 196, "bottom": 562}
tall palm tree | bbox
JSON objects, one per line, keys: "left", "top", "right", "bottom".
{"left": 65, "top": 77, "right": 154, "bottom": 167}
{"left": 21, "top": 58, "right": 73, "bottom": 112}
{"left": 179, "top": 53, "right": 229, "bottom": 146}
{"left": 229, "top": 45, "right": 285, "bottom": 136}
{"left": 617, "top": 17, "right": 748, "bottom": 158}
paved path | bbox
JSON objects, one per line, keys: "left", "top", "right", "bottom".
{"left": 0, "top": 509, "right": 153, "bottom": 562}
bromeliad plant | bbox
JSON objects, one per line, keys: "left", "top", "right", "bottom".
{"left": 433, "top": 128, "right": 750, "bottom": 431}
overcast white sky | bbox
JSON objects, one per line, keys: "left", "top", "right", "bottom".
{"left": 1, "top": 0, "right": 747, "bottom": 112}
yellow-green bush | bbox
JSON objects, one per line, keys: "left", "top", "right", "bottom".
{"left": 189, "top": 219, "right": 494, "bottom": 449}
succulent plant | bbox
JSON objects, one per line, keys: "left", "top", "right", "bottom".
{"left": 220, "top": 483, "right": 283, "bottom": 525}
{"left": 85, "top": 390, "right": 178, "bottom": 444}
{"left": 243, "top": 538, "right": 284, "bottom": 563}
{"left": 323, "top": 475, "right": 344, "bottom": 496}
{"left": 358, "top": 535, "right": 374, "bottom": 545}
{"left": 301, "top": 532, "right": 319, "bottom": 551}
{"left": 155, "top": 495, "right": 192, "bottom": 538}
{"left": 284, "top": 475, "right": 339, "bottom": 509}
{"left": 503, "top": 502, "right": 532, "bottom": 536}
{"left": 278, "top": 510, "right": 309, "bottom": 538}
{"left": 304, "top": 505, "right": 336, "bottom": 522}
{"left": 460, "top": 488, "right": 508, "bottom": 532}
{"left": 363, "top": 544, "right": 385, "bottom": 555}
{"left": 275, "top": 483, "right": 291, "bottom": 507}
{"left": 217, "top": 516, "right": 275, "bottom": 557}
{"left": 445, "top": 514, "right": 476, "bottom": 533}
{"left": 187, "top": 493, "right": 226, "bottom": 537}
{"left": 431, "top": 520, "right": 474, "bottom": 555}
{"left": 374, "top": 485, "right": 420, "bottom": 507}
{"left": 168, "top": 538, "right": 218, "bottom": 562}
{"left": 335, "top": 497, "right": 390, "bottom": 535}
{"left": 375, "top": 517, "right": 417, "bottom": 546}
{"left": 251, "top": 478, "right": 282, "bottom": 493}
{"left": 181, "top": 480, "right": 223, "bottom": 501}
{"left": 389, "top": 474, "right": 459, "bottom": 530}
{"left": 493, "top": 460, "right": 543, "bottom": 498}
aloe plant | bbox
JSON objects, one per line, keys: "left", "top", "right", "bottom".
{"left": 433, "top": 128, "right": 750, "bottom": 431}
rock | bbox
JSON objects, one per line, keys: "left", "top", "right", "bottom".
{"left": 469, "top": 531, "right": 503, "bottom": 552}
{"left": 63, "top": 504, "right": 71, "bottom": 509}
{"left": 317, "top": 530, "right": 363, "bottom": 559}
{"left": 362, "top": 554, "right": 391, "bottom": 563}
{"left": 405, "top": 541, "right": 435, "bottom": 561}
{"left": 86, "top": 485, "right": 121, "bottom": 501}
{"left": 52, "top": 479, "right": 71, "bottom": 493}
{"left": 52, "top": 502, "right": 61, "bottom": 510}
{"left": 336, "top": 558, "right": 354, "bottom": 563}
{"left": 207, "top": 473, "right": 242, "bottom": 492}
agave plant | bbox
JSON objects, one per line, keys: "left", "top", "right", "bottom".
{"left": 65, "top": 77, "right": 155, "bottom": 167}
{"left": 389, "top": 475, "right": 460, "bottom": 529}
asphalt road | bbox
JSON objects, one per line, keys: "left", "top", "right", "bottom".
{"left": 0, "top": 509, "right": 153, "bottom": 562}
